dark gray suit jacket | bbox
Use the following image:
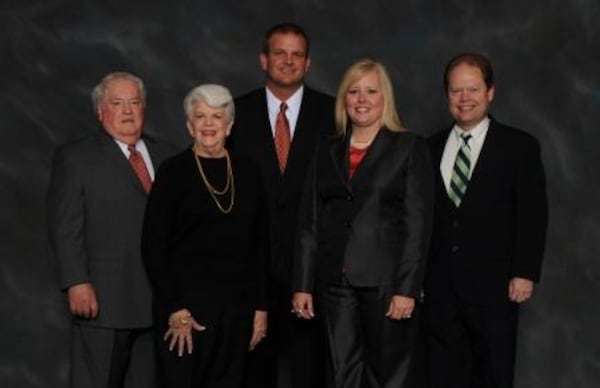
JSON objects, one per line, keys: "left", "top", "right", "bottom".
{"left": 293, "top": 128, "right": 434, "bottom": 297}
{"left": 47, "top": 130, "right": 174, "bottom": 328}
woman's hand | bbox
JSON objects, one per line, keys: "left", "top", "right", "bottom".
{"left": 291, "top": 292, "right": 315, "bottom": 320}
{"left": 164, "top": 309, "right": 206, "bottom": 357}
{"left": 249, "top": 310, "right": 268, "bottom": 351}
{"left": 385, "top": 295, "right": 415, "bottom": 320}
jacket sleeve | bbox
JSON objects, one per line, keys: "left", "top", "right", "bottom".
{"left": 394, "top": 136, "right": 435, "bottom": 297}
{"left": 292, "top": 141, "right": 323, "bottom": 294}
{"left": 47, "top": 146, "right": 90, "bottom": 290}
{"left": 253, "top": 166, "right": 270, "bottom": 310}
{"left": 511, "top": 136, "right": 548, "bottom": 282}
{"left": 141, "top": 161, "right": 184, "bottom": 314}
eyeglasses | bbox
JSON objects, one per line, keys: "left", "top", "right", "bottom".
{"left": 107, "top": 99, "right": 144, "bottom": 110}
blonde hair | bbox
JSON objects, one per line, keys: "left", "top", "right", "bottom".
{"left": 334, "top": 58, "right": 404, "bottom": 136}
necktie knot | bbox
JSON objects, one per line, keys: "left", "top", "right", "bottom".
{"left": 280, "top": 102, "right": 288, "bottom": 114}
{"left": 461, "top": 133, "right": 472, "bottom": 147}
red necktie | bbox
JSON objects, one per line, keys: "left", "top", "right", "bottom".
{"left": 127, "top": 145, "right": 152, "bottom": 194}
{"left": 274, "top": 102, "right": 291, "bottom": 173}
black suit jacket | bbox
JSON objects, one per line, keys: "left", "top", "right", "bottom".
{"left": 293, "top": 128, "right": 434, "bottom": 298}
{"left": 47, "top": 130, "right": 174, "bottom": 328}
{"left": 230, "top": 86, "right": 335, "bottom": 286}
{"left": 425, "top": 118, "right": 548, "bottom": 304}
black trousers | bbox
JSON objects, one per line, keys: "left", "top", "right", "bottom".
{"left": 423, "top": 297, "right": 518, "bottom": 388}
{"left": 155, "top": 298, "right": 254, "bottom": 388}
{"left": 243, "top": 282, "right": 326, "bottom": 388}
{"left": 322, "top": 279, "right": 422, "bottom": 388}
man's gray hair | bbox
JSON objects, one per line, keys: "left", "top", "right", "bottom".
{"left": 183, "top": 84, "right": 235, "bottom": 122}
{"left": 91, "top": 72, "right": 146, "bottom": 111}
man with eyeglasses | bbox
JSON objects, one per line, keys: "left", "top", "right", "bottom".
{"left": 47, "top": 72, "right": 174, "bottom": 388}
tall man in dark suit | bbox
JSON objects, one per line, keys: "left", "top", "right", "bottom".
{"left": 424, "top": 53, "right": 548, "bottom": 388}
{"left": 47, "top": 72, "right": 174, "bottom": 388}
{"left": 230, "top": 23, "right": 335, "bottom": 388}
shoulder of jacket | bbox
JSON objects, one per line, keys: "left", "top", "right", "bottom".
{"left": 490, "top": 119, "right": 540, "bottom": 147}
{"left": 234, "top": 88, "right": 264, "bottom": 104}
{"left": 303, "top": 86, "right": 335, "bottom": 103}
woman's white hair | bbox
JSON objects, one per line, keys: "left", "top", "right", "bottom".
{"left": 183, "top": 84, "right": 234, "bottom": 122}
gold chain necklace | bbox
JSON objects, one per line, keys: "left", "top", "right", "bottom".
{"left": 194, "top": 151, "right": 235, "bottom": 214}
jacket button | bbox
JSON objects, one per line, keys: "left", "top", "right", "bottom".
{"left": 451, "top": 245, "right": 459, "bottom": 253}
{"left": 344, "top": 221, "right": 352, "bottom": 228}
{"left": 452, "top": 220, "right": 459, "bottom": 228}
{"left": 347, "top": 194, "right": 353, "bottom": 201}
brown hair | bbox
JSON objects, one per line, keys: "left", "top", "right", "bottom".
{"left": 444, "top": 52, "right": 494, "bottom": 91}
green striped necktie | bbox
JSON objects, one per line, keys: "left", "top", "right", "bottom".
{"left": 448, "top": 133, "right": 472, "bottom": 207}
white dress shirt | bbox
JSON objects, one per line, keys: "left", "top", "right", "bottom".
{"left": 440, "top": 117, "right": 490, "bottom": 193}
{"left": 265, "top": 86, "right": 304, "bottom": 140}
{"left": 114, "top": 138, "right": 156, "bottom": 180}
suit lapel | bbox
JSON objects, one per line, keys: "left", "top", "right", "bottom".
{"left": 253, "top": 90, "right": 284, "bottom": 187}
{"left": 284, "top": 93, "right": 313, "bottom": 182}
{"left": 459, "top": 121, "right": 498, "bottom": 206}
{"left": 328, "top": 132, "right": 350, "bottom": 190}
{"left": 278, "top": 89, "right": 323, "bottom": 199}
{"left": 96, "top": 131, "right": 148, "bottom": 195}
{"left": 430, "top": 128, "right": 456, "bottom": 209}
{"left": 349, "top": 128, "right": 392, "bottom": 189}
{"left": 145, "top": 136, "right": 166, "bottom": 169}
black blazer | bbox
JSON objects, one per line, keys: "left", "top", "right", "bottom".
{"left": 230, "top": 86, "right": 335, "bottom": 286}
{"left": 47, "top": 130, "right": 174, "bottom": 328}
{"left": 425, "top": 118, "right": 548, "bottom": 304}
{"left": 293, "top": 128, "right": 434, "bottom": 298}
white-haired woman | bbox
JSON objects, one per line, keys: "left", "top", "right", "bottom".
{"left": 142, "top": 84, "right": 268, "bottom": 387}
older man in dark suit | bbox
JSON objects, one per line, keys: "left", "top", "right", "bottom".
{"left": 230, "top": 23, "right": 335, "bottom": 388}
{"left": 47, "top": 72, "right": 174, "bottom": 388}
{"left": 424, "top": 53, "right": 548, "bottom": 388}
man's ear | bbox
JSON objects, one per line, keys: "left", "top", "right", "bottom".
{"left": 304, "top": 57, "right": 312, "bottom": 73}
{"left": 487, "top": 85, "right": 495, "bottom": 103}
{"left": 259, "top": 53, "right": 268, "bottom": 71}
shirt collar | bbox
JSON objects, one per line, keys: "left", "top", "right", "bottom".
{"left": 265, "top": 85, "right": 304, "bottom": 117}
{"left": 452, "top": 116, "right": 490, "bottom": 143}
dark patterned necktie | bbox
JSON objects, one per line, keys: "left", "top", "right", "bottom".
{"left": 448, "top": 133, "right": 472, "bottom": 207}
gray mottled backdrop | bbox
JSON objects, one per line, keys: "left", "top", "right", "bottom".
{"left": 1, "top": 0, "right": 598, "bottom": 387}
